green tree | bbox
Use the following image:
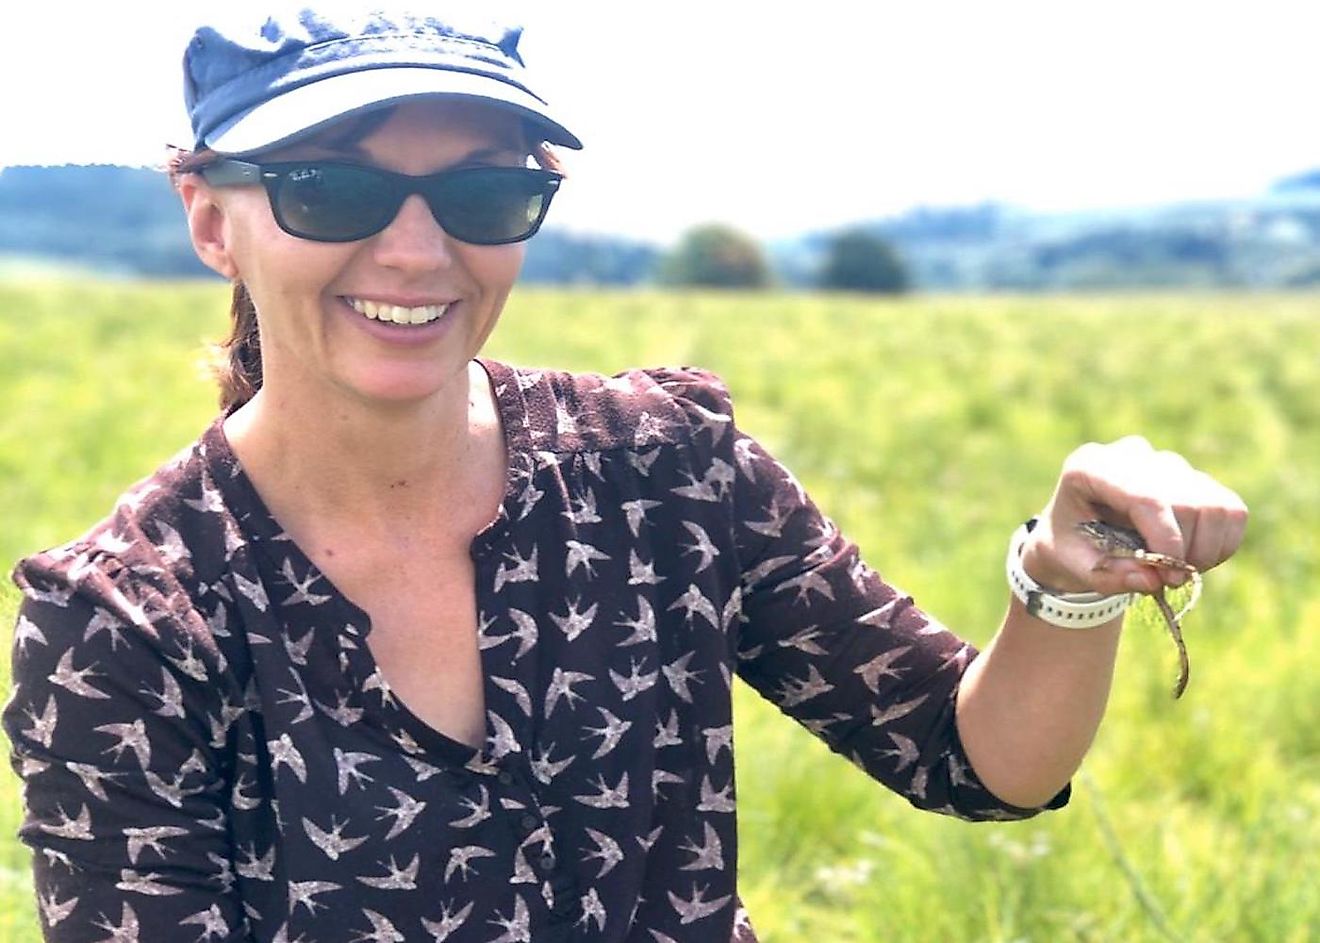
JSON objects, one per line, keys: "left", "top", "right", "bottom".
{"left": 818, "top": 228, "right": 910, "bottom": 293}
{"left": 661, "top": 223, "right": 770, "bottom": 288}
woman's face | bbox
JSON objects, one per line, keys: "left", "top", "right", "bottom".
{"left": 199, "top": 99, "right": 531, "bottom": 409}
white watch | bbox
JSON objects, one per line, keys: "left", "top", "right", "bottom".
{"left": 1006, "top": 518, "right": 1132, "bottom": 629}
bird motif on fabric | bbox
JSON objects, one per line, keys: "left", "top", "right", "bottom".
{"left": 302, "top": 816, "right": 369, "bottom": 861}
{"left": 583, "top": 707, "right": 633, "bottom": 759}
{"left": 615, "top": 596, "right": 658, "bottom": 646}
{"left": 583, "top": 828, "right": 625, "bottom": 878}
{"left": 609, "top": 658, "right": 659, "bottom": 701}
{"left": 140, "top": 668, "right": 186, "bottom": 718}
{"left": 678, "top": 822, "right": 725, "bottom": 871}
{"left": 287, "top": 880, "right": 341, "bottom": 916}
{"left": 376, "top": 787, "right": 427, "bottom": 840}
{"left": 444, "top": 845, "right": 497, "bottom": 882}
{"left": 37, "top": 888, "right": 79, "bottom": 929}
{"left": 13, "top": 614, "right": 48, "bottom": 656}
{"left": 668, "top": 883, "right": 732, "bottom": 925}
{"left": 48, "top": 650, "right": 111, "bottom": 700}
{"left": 124, "top": 826, "right": 191, "bottom": 865}
{"left": 419, "top": 900, "right": 474, "bottom": 941}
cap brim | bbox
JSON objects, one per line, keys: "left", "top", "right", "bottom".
{"left": 205, "top": 67, "right": 582, "bottom": 155}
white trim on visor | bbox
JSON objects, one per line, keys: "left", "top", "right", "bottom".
{"left": 205, "top": 66, "right": 582, "bottom": 156}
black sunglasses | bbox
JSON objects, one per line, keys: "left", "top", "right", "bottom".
{"left": 201, "top": 159, "right": 562, "bottom": 245}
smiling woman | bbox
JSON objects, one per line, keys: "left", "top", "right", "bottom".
{"left": 1, "top": 6, "right": 1249, "bottom": 943}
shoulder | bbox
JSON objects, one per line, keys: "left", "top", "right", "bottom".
{"left": 492, "top": 360, "right": 735, "bottom": 454}
{"left": 12, "top": 422, "right": 235, "bottom": 657}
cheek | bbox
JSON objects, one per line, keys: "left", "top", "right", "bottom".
{"left": 220, "top": 189, "right": 277, "bottom": 246}
{"left": 464, "top": 244, "right": 525, "bottom": 299}
{"left": 225, "top": 198, "right": 347, "bottom": 301}
{"left": 224, "top": 197, "right": 286, "bottom": 283}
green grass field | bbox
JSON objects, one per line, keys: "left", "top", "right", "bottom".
{"left": 2, "top": 281, "right": 1318, "bottom": 941}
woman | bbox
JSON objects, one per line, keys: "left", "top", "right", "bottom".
{"left": 4, "top": 8, "right": 1246, "bottom": 943}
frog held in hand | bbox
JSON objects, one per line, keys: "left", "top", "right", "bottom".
{"left": 1077, "top": 519, "right": 1203, "bottom": 699}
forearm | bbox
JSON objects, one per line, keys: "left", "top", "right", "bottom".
{"left": 954, "top": 597, "right": 1121, "bottom": 808}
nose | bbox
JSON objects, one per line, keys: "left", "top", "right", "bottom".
{"left": 370, "top": 193, "right": 456, "bottom": 271}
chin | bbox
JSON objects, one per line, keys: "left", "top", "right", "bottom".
{"left": 339, "top": 364, "right": 458, "bottom": 406}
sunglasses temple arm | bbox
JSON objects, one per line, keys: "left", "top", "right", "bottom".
{"left": 201, "top": 159, "right": 265, "bottom": 186}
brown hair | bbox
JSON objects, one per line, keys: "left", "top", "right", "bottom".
{"left": 168, "top": 138, "right": 564, "bottom": 414}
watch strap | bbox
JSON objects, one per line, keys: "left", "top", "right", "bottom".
{"left": 1006, "top": 518, "right": 1132, "bottom": 629}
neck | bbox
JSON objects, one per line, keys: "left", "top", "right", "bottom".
{"left": 223, "top": 360, "right": 502, "bottom": 530}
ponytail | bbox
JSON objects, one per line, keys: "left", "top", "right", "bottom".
{"left": 215, "top": 281, "right": 262, "bottom": 413}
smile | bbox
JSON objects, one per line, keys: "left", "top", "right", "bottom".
{"left": 345, "top": 297, "right": 451, "bottom": 325}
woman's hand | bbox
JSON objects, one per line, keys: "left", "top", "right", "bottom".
{"left": 1019, "top": 435, "right": 1248, "bottom": 596}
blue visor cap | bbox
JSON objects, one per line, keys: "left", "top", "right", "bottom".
{"left": 184, "top": 8, "right": 582, "bottom": 156}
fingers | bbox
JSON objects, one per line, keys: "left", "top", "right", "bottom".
{"left": 1041, "top": 436, "right": 1248, "bottom": 595}
{"left": 1176, "top": 476, "right": 1249, "bottom": 571}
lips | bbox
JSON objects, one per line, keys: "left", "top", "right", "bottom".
{"left": 344, "top": 296, "right": 451, "bottom": 325}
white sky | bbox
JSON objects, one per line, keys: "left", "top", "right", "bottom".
{"left": 4, "top": 1, "right": 1320, "bottom": 243}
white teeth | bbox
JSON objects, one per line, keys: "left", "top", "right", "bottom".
{"left": 346, "top": 297, "right": 449, "bottom": 325}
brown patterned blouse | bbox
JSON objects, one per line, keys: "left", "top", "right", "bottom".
{"left": 5, "top": 362, "right": 1065, "bottom": 943}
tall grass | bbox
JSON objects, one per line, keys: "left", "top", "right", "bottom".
{"left": 1, "top": 282, "right": 1317, "bottom": 941}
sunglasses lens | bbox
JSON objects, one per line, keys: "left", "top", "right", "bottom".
{"left": 257, "top": 163, "right": 557, "bottom": 244}
{"left": 430, "top": 168, "right": 556, "bottom": 245}
{"left": 273, "top": 165, "right": 396, "bottom": 241}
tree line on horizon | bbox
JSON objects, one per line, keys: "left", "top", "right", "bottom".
{"left": 0, "top": 164, "right": 907, "bottom": 293}
{"left": 5, "top": 163, "right": 1320, "bottom": 291}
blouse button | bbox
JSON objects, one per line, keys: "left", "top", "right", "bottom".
{"left": 497, "top": 770, "right": 516, "bottom": 787}
{"left": 538, "top": 852, "right": 557, "bottom": 871}
{"left": 519, "top": 813, "right": 540, "bottom": 833}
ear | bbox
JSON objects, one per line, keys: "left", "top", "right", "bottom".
{"left": 178, "top": 175, "right": 239, "bottom": 279}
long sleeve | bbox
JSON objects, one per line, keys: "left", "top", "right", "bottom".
{"left": 4, "top": 550, "right": 250, "bottom": 942}
{"left": 655, "top": 368, "right": 1066, "bottom": 821}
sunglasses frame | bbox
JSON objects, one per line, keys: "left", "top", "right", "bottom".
{"left": 200, "top": 159, "right": 562, "bottom": 245}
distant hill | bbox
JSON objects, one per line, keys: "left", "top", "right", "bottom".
{"left": 0, "top": 164, "right": 659, "bottom": 284}
{"left": 1273, "top": 168, "right": 1320, "bottom": 193}
{"left": 773, "top": 185, "right": 1320, "bottom": 291}
{"left": 6, "top": 163, "right": 1320, "bottom": 290}
{"left": 0, "top": 165, "right": 211, "bottom": 277}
